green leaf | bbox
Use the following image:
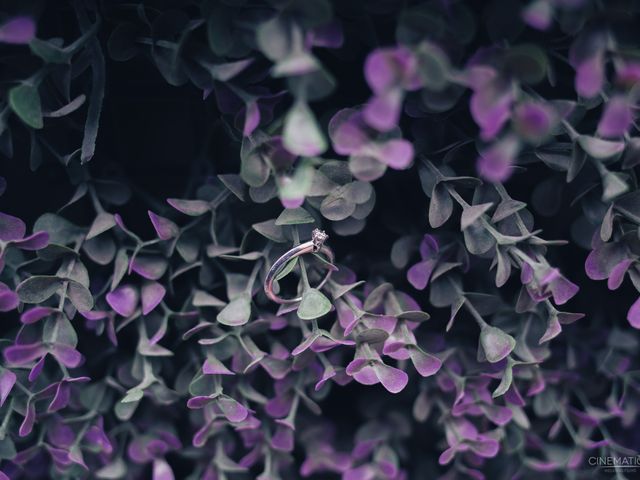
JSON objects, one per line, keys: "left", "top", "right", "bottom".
{"left": 240, "top": 148, "right": 270, "bottom": 188}
{"left": 355, "top": 328, "right": 389, "bottom": 344}
{"left": 218, "top": 252, "right": 263, "bottom": 261}
{"left": 111, "top": 249, "right": 128, "bottom": 291}
{"left": 297, "top": 288, "right": 332, "bottom": 320}
{"left": 121, "top": 387, "right": 144, "bottom": 403}
{"left": 480, "top": 325, "right": 516, "bottom": 363}
{"left": 396, "top": 311, "right": 431, "bottom": 321}
{"left": 193, "top": 290, "right": 225, "bottom": 308}
{"left": 67, "top": 280, "right": 94, "bottom": 312}
{"left": 329, "top": 280, "right": 365, "bottom": 299}
{"left": 256, "top": 16, "right": 290, "bottom": 61}
{"left": 253, "top": 219, "right": 287, "bottom": 242}
{"left": 283, "top": 101, "right": 327, "bottom": 157}
{"left": 0, "top": 436, "right": 16, "bottom": 461}
{"left": 167, "top": 198, "right": 210, "bottom": 216}
{"left": 504, "top": 44, "right": 548, "bottom": 84}
{"left": 76, "top": 9, "right": 104, "bottom": 164}
{"left": 461, "top": 203, "right": 493, "bottom": 230}
{"left": 16, "top": 276, "right": 63, "bottom": 304}
{"left": 363, "top": 283, "right": 393, "bottom": 311}
{"left": 349, "top": 154, "right": 387, "bottom": 182}
{"left": 86, "top": 212, "right": 116, "bottom": 240}
{"left": 9, "top": 85, "right": 43, "bottom": 129}
{"left": 320, "top": 185, "right": 356, "bottom": 221}
{"left": 219, "top": 174, "right": 246, "bottom": 200}
{"left": 429, "top": 183, "right": 453, "bottom": 228}
{"left": 217, "top": 294, "right": 251, "bottom": 326}
{"left": 416, "top": 41, "right": 450, "bottom": 91}
{"left": 278, "top": 161, "right": 314, "bottom": 206}
{"left": 34, "top": 213, "right": 83, "bottom": 245}
{"left": 577, "top": 136, "right": 625, "bottom": 159}
{"left": 602, "top": 172, "right": 629, "bottom": 202}
{"left": 37, "top": 244, "right": 78, "bottom": 261}
{"left": 275, "top": 207, "right": 314, "bottom": 225}
{"left": 492, "top": 358, "right": 515, "bottom": 398}
{"left": 96, "top": 457, "right": 128, "bottom": 479}
{"left": 275, "top": 257, "right": 298, "bottom": 281}
{"left": 207, "top": 5, "right": 234, "bottom": 56}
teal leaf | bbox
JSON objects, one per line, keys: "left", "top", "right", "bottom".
{"left": 297, "top": 288, "right": 332, "bottom": 320}
{"left": 9, "top": 85, "right": 43, "bottom": 129}
{"left": 480, "top": 325, "right": 516, "bottom": 363}
{"left": 275, "top": 207, "right": 314, "bottom": 225}
{"left": 16, "top": 275, "right": 63, "bottom": 304}
{"left": 217, "top": 294, "right": 251, "bottom": 326}
{"left": 283, "top": 101, "right": 327, "bottom": 156}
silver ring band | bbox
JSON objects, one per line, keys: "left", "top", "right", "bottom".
{"left": 263, "top": 229, "right": 334, "bottom": 304}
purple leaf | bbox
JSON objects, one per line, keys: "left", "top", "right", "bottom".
{"left": 350, "top": 364, "right": 379, "bottom": 386}
{"left": 20, "top": 307, "right": 57, "bottom": 325}
{"left": 597, "top": 96, "right": 633, "bottom": 138}
{"left": 419, "top": 234, "right": 439, "bottom": 259}
{"left": 48, "top": 382, "right": 71, "bottom": 412}
{"left": 217, "top": 395, "right": 249, "bottom": 422}
{"left": 575, "top": 54, "right": 604, "bottom": 98}
{"left": 243, "top": 100, "right": 260, "bottom": 136}
{"left": 271, "top": 425, "right": 294, "bottom": 452}
{"left": 409, "top": 348, "right": 442, "bottom": 377}
{"left": 363, "top": 89, "right": 403, "bottom": 132}
{"left": 372, "top": 362, "right": 408, "bottom": 393}
{"left": 0, "top": 17, "right": 36, "bottom": 44}
{"left": 19, "top": 400, "right": 35, "bottom": 437}
{"left": 468, "top": 67, "right": 513, "bottom": 140}
{"left": 468, "top": 436, "right": 500, "bottom": 458}
{"left": 315, "top": 365, "right": 337, "bottom": 391}
{"left": 3, "top": 343, "right": 47, "bottom": 365}
{"left": 513, "top": 102, "right": 556, "bottom": 142}
{"left": 378, "top": 139, "right": 414, "bottom": 169}
{"left": 608, "top": 259, "right": 633, "bottom": 290}
{"left": 107, "top": 284, "right": 139, "bottom": 317}
{"left": 187, "top": 396, "right": 214, "bottom": 409}
{"left": 407, "top": 259, "right": 436, "bottom": 290}
{"left": 522, "top": 0, "right": 552, "bottom": 30}
{"left": 28, "top": 356, "right": 45, "bottom": 382}
{"left": 131, "top": 255, "right": 168, "bottom": 280}
{"left": 477, "top": 136, "right": 519, "bottom": 183}
{"left": 480, "top": 403, "right": 513, "bottom": 426}
{"left": 148, "top": 211, "right": 179, "bottom": 240}
{"left": 153, "top": 458, "right": 175, "bottom": 480}
{"left": 364, "top": 46, "right": 418, "bottom": 94}
{"left": 141, "top": 281, "right": 165, "bottom": 315}
{"left": 49, "top": 344, "right": 83, "bottom": 368}
{"left": 11, "top": 231, "right": 49, "bottom": 250}
{"left": 328, "top": 108, "right": 369, "bottom": 155}
{"left": 543, "top": 269, "right": 579, "bottom": 305}
{"left": 627, "top": 296, "right": 640, "bottom": 329}
{"left": 438, "top": 446, "right": 457, "bottom": 465}
{"left": 585, "top": 243, "right": 626, "bottom": 280}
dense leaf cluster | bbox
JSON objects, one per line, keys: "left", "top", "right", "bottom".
{"left": 0, "top": 0, "right": 639, "bottom": 479}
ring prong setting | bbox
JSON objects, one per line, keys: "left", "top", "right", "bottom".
{"left": 311, "top": 228, "right": 328, "bottom": 251}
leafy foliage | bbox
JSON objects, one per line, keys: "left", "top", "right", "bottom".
{"left": 0, "top": 0, "right": 639, "bottom": 479}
